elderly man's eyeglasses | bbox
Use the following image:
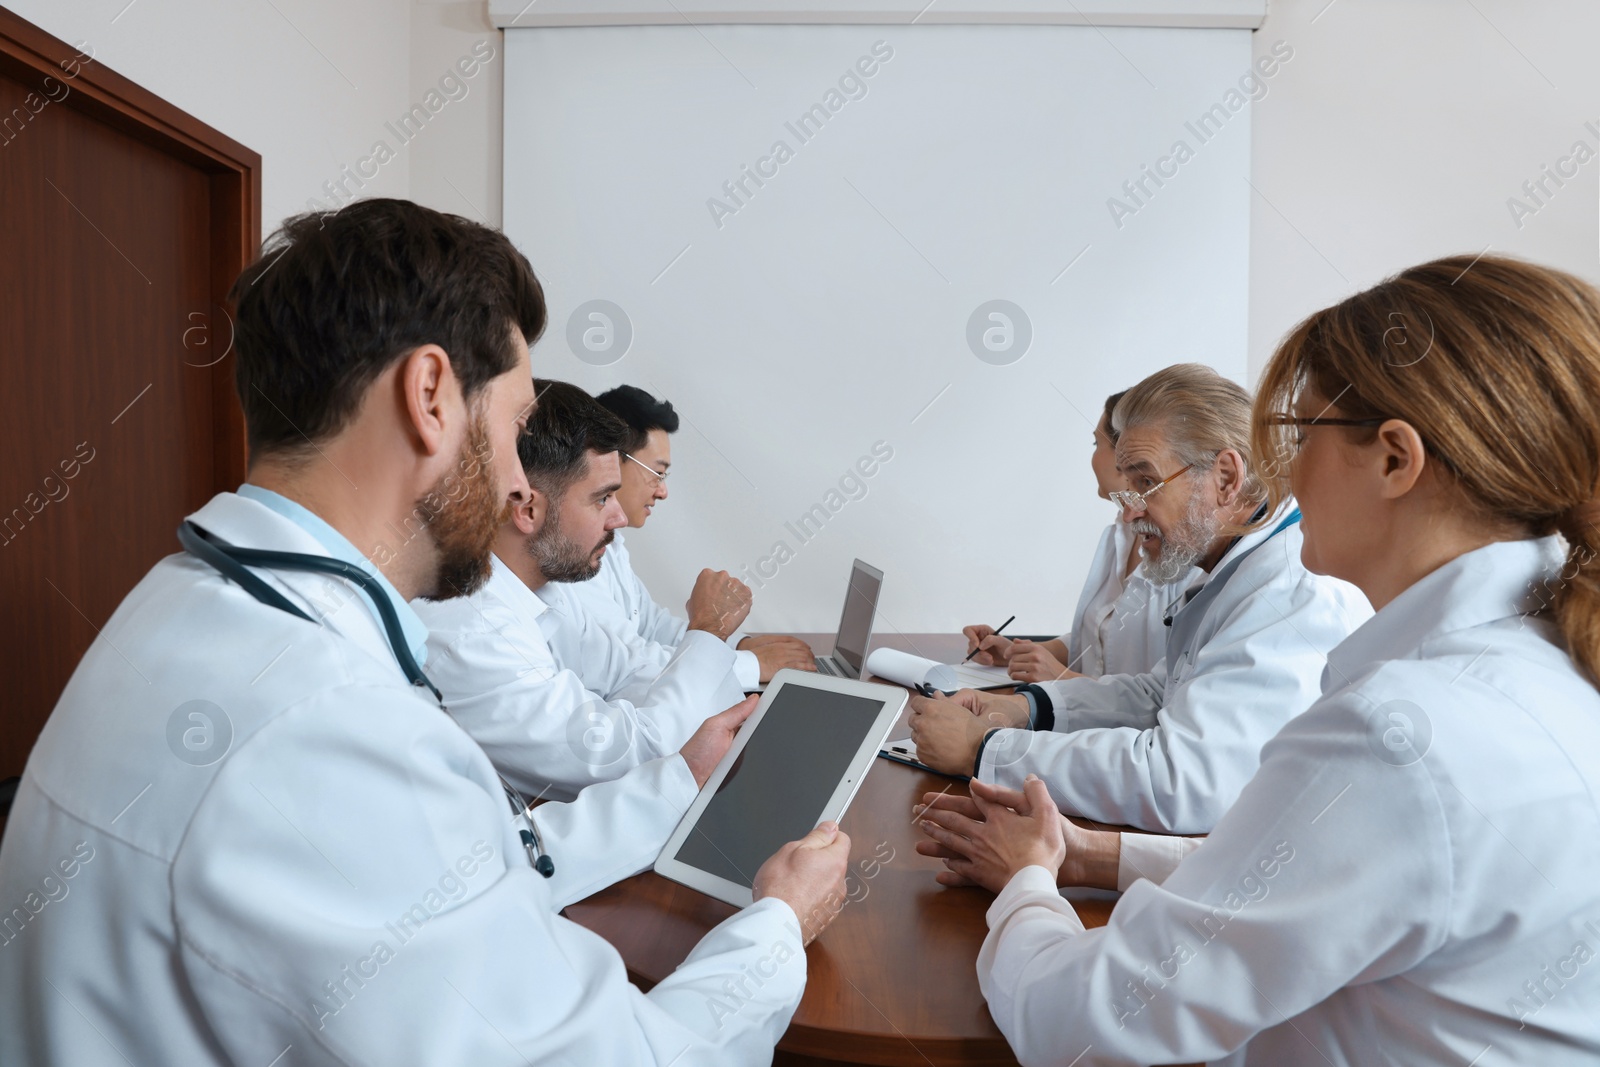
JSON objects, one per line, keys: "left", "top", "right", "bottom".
{"left": 622, "top": 452, "right": 670, "bottom": 485}
{"left": 1109, "top": 463, "right": 1194, "bottom": 513}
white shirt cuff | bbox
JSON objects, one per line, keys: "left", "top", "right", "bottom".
{"left": 1115, "top": 833, "right": 1203, "bottom": 892}
{"left": 733, "top": 648, "right": 760, "bottom": 690}
{"left": 986, "top": 865, "right": 1083, "bottom": 932}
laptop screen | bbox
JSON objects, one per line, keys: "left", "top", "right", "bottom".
{"left": 831, "top": 560, "right": 882, "bottom": 675}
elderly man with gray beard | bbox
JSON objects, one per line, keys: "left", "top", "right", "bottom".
{"left": 910, "top": 364, "right": 1372, "bottom": 835}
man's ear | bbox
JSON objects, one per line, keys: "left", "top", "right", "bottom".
{"left": 511, "top": 485, "right": 547, "bottom": 536}
{"left": 1213, "top": 448, "right": 1246, "bottom": 508}
{"left": 397, "top": 344, "right": 458, "bottom": 458}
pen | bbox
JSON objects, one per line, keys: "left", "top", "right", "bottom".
{"left": 914, "top": 682, "right": 938, "bottom": 697}
{"left": 962, "top": 615, "right": 1016, "bottom": 663}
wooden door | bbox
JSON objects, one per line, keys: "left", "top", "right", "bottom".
{"left": 0, "top": 8, "right": 259, "bottom": 779}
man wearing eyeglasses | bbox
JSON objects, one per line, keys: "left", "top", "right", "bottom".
{"left": 909, "top": 363, "right": 1373, "bottom": 835}
{"left": 567, "top": 384, "right": 816, "bottom": 688}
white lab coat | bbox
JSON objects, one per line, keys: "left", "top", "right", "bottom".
{"left": 568, "top": 530, "right": 761, "bottom": 689}
{"left": 980, "top": 504, "right": 1373, "bottom": 833}
{"left": 413, "top": 554, "right": 744, "bottom": 801}
{"left": 0, "top": 492, "right": 805, "bottom": 1066}
{"left": 1064, "top": 519, "right": 1203, "bottom": 678}
{"left": 978, "top": 535, "right": 1600, "bottom": 1066}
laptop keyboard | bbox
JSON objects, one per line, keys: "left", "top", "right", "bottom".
{"left": 815, "top": 656, "right": 840, "bottom": 676}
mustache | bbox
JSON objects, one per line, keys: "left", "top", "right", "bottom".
{"left": 1129, "top": 519, "right": 1162, "bottom": 539}
{"left": 596, "top": 529, "right": 615, "bottom": 552}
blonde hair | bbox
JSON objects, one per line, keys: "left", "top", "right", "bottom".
{"left": 1252, "top": 253, "right": 1600, "bottom": 684}
{"left": 1114, "top": 362, "right": 1264, "bottom": 509}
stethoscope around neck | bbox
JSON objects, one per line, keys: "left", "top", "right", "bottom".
{"left": 178, "top": 520, "right": 554, "bottom": 878}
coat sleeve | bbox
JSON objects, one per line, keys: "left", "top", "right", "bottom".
{"left": 560, "top": 596, "right": 678, "bottom": 698}
{"left": 977, "top": 693, "right": 1451, "bottom": 1067}
{"left": 427, "top": 593, "right": 734, "bottom": 800}
{"left": 622, "top": 552, "right": 693, "bottom": 649}
{"left": 530, "top": 752, "right": 701, "bottom": 910}
{"left": 173, "top": 686, "right": 807, "bottom": 1067}
{"left": 984, "top": 568, "right": 1354, "bottom": 833}
{"left": 613, "top": 542, "right": 757, "bottom": 686}
{"left": 1036, "top": 667, "right": 1169, "bottom": 732}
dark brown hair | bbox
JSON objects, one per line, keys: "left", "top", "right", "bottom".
{"left": 230, "top": 199, "right": 546, "bottom": 457}
{"left": 522, "top": 380, "right": 631, "bottom": 501}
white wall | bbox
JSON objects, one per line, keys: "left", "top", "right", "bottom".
{"left": 409, "top": 0, "right": 505, "bottom": 227}
{"left": 502, "top": 23, "right": 1253, "bottom": 637}
{"left": 9, "top": 0, "right": 415, "bottom": 229}
{"left": 1247, "top": 0, "right": 1600, "bottom": 377}
{"left": 13, "top": 0, "right": 1599, "bottom": 633}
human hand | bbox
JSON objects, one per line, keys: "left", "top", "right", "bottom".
{"left": 752, "top": 822, "right": 852, "bottom": 944}
{"left": 678, "top": 696, "right": 757, "bottom": 788}
{"left": 738, "top": 634, "right": 812, "bottom": 652}
{"left": 1006, "top": 640, "right": 1079, "bottom": 685}
{"left": 962, "top": 624, "right": 1013, "bottom": 666}
{"left": 913, "top": 786, "right": 1120, "bottom": 890}
{"left": 943, "top": 688, "right": 1030, "bottom": 727}
{"left": 747, "top": 641, "right": 817, "bottom": 682}
{"left": 686, "top": 569, "right": 753, "bottom": 641}
{"left": 913, "top": 777, "right": 1066, "bottom": 894}
{"left": 907, "top": 692, "right": 1009, "bottom": 775}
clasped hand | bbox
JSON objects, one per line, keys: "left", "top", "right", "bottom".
{"left": 912, "top": 777, "right": 1067, "bottom": 894}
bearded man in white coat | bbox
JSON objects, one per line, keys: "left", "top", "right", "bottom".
{"left": 911, "top": 363, "right": 1372, "bottom": 833}
{"left": 0, "top": 199, "right": 849, "bottom": 1066}
{"left": 415, "top": 380, "right": 754, "bottom": 799}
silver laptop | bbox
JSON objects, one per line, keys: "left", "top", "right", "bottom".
{"left": 812, "top": 559, "right": 883, "bottom": 678}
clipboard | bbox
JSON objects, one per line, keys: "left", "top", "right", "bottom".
{"left": 876, "top": 737, "right": 969, "bottom": 781}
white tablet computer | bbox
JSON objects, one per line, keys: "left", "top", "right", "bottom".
{"left": 654, "top": 669, "right": 907, "bottom": 907}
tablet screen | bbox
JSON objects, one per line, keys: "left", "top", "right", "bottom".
{"left": 670, "top": 683, "right": 887, "bottom": 887}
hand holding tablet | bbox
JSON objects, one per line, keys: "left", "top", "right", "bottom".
{"left": 678, "top": 695, "right": 760, "bottom": 787}
{"left": 655, "top": 669, "right": 908, "bottom": 909}
{"left": 752, "top": 821, "right": 853, "bottom": 945}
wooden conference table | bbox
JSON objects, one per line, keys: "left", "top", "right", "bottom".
{"left": 563, "top": 632, "right": 1124, "bottom": 1067}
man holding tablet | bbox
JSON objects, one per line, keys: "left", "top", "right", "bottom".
{"left": 0, "top": 199, "right": 851, "bottom": 1066}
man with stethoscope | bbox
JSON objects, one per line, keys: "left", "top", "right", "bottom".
{"left": 910, "top": 364, "right": 1373, "bottom": 834}
{"left": 0, "top": 199, "right": 849, "bottom": 1065}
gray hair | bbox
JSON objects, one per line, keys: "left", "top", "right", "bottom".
{"left": 1113, "top": 363, "right": 1264, "bottom": 507}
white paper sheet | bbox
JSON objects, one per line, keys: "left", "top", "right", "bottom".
{"left": 864, "top": 647, "right": 1014, "bottom": 692}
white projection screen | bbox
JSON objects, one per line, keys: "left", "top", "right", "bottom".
{"left": 503, "top": 21, "right": 1251, "bottom": 635}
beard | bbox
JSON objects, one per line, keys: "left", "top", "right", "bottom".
{"left": 1134, "top": 489, "right": 1218, "bottom": 583}
{"left": 415, "top": 411, "right": 507, "bottom": 601}
{"left": 528, "top": 502, "right": 614, "bottom": 583}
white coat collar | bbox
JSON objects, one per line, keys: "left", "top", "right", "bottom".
{"left": 1326, "top": 535, "right": 1566, "bottom": 680}
{"left": 186, "top": 490, "right": 431, "bottom": 677}
{"left": 1207, "top": 497, "right": 1302, "bottom": 576}
{"left": 486, "top": 551, "right": 554, "bottom": 621}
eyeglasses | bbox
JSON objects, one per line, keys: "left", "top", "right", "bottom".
{"left": 1263, "top": 413, "right": 1389, "bottom": 448}
{"left": 1109, "top": 463, "right": 1194, "bottom": 513}
{"left": 622, "top": 452, "right": 670, "bottom": 485}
